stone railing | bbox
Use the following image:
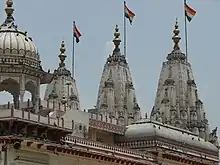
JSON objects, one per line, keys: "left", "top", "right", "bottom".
{"left": 0, "top": 100, "right": 33, "bottom": 110}
{"left": 0, "top": 106, "right": 73, "bottom": 131}
{"left": 0, "top": 101, "right": 125, "bottom": 134}
{"left": 0, "top": 99, "right": 68, "bottom": 112}
{"left": 89, "top": 113, "right": 125, "bottom": 134}
{"left": 63, "top": 135, "right": 156, "bottom": 161}
{"left": 89, "top": 113, "right": 118, "bottom": 124}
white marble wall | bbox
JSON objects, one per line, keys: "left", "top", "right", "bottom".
{"left": 62, "top": 109, "right": 90, "bottom": 138}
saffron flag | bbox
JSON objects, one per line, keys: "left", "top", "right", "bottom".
{"left": 124, "top": 3, "right": 135, "bottom": 25}
{"left": 184, "top": 2, "right": 196, "bottom": 22}
{"left": 74, "top": 24, "right": 81, "bottom": 43}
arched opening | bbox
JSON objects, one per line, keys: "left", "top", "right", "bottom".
{"left": 0, "top": 79, "right": 40, "bottom": 110}
{"left": 0, "top": 78, "right": 20, "bottom": 109}
{"left": 23, "top": 91, "right": 32, "bottom": 101}
{"left": 25, "top": 81, "right": 37, "bottom": 108}
{"left": 0, "top": 91, "right": 13, "bottom": 107}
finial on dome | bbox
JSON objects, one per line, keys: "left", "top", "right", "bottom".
{"left": 172, "top": 18, "right": 181, "bottom": 51}
{"left": 58, "top": 41, "right": 66, "bottom": 67}
{"left": 113, "top": 25, "right": 121, "bottom": 54}
{"left": 5, "top": 0, "right": 14, "bottom": 23}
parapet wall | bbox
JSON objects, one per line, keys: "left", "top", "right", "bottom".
{"left": 0, "top": 106, "right": 73, "bottom": 130}
{"left": 88, "top": 112, "right": 125, "bottom": 135}
{"left": 0, "top": 99, "right": 68, "bottom": 112}
{"left": 89, "top": 113, "right": 118, "bottom": 125}
{"left": 0, "top": 100, "right": 124, "bottom": 134}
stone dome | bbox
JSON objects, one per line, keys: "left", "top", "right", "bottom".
{"left": 0, "top": 28, "right": 39, "bottom": 60}
{"left": 0, "top": 0, "right": 40, "bottom": 63}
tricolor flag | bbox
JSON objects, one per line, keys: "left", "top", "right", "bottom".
{"left": 184, "top": 2, "right": 196, "bottom": 22}
{"left": 74, "top": 24, "right": 81, "bottom": 43}
{"left": 124, "top": 2, "right": 135, "bottom": 25}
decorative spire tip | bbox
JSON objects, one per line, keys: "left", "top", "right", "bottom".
{"left": 5, "top": 0, "right": 14, "bottom": 15}
{"left": 113, "top": 25, "right": 121, "bottom": 53}
{"left": 6, "top": 0, "right": 13, "bottom": 6}
{"left": 172, "top": 18, "right": 181, "bottom": 51}
{"left": 5, "top": 0, "right": 14, "bottom": 23}
{"left": 58, "top": 40, "right": 66, "bottom": 67}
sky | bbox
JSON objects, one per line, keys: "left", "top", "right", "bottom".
{"left": 0, "top": 0, "right": 220, "bottom": 137}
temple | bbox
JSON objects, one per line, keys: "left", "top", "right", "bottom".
{"left": 0, "top": 1, "right": 218, "bottom": 165}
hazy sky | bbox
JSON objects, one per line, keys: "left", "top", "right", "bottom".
{"left": 0, "top": 0, "right": 220, "bottom": 136}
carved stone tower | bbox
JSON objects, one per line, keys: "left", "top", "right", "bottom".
{"left": 0, "top": 0, "right": 43, "bottom": 112}
{"left": 150, "top": 19, "right": 217, "bottom": 143}
{"left": 44, "top": 41, "right": 80, "bottom": 117}
{"left": 96, "top": 25, "right": 141, "bottom": 126}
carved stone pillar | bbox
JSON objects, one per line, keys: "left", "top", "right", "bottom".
{"left": 13, "top": 94, "right": 19, "bottom": 109}
{"left": 34, "top": 84, "right": 40, "bottom": 113}
{"left": 31, "top": 94, "right": 36, "bottom": 106}
{"left": 19, "top": 74, "right": 25, "bottom": 109}
{"left": 34, "top": 94, "right": 39, "bottom": 113}
{"left": 20, "top": 90, "right": 25, "bottom": 109}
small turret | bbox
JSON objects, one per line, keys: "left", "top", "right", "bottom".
{"left": 44, "top": 40, "right": 80, "bottom": 117}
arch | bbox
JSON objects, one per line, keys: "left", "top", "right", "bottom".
{"left": 0, "top": 76, "right": 19, "bottom": 84}
{"left": 0, "top": 78, "right": 20, "bottom": 95}
{"left": 0, "top": 78, "right": 20, "bottom": 109}
{"left": 0, "top": 91, "right": 13, "bottom": 105}
{"left": 22, "top": 91, "right": 32, "bottom": 102}
{"left": 25, "top": 81, "right": 37, "bottom": 94}
{"left": 25, "top": 81, "right": 37, "bottom": 107}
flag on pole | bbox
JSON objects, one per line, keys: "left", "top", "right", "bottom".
{"left": 124, "top": 3, "right": 135, "bottom": 25}
{"left": 74, "top": 24, "right": 81, "bottom": 43}
{"left": 184, "top": 2, "right": 196, "bottom": 22}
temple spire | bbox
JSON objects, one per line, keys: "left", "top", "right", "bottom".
{"left": 58, "top": 41, "right": 66, "bottom": 67}
{"left": 172, "top": 18, "right": 181, "bottom": 52}
{"left": 96, "top": 24, "right": 141, "bottom": 126}
{"left": 113, "top": 25, "right": 121, "bottom": 54}
{"left": 151, "top": 19, "right": 214, "bottom": 139}
{"left": 5, "top": 0, "right": 14, "bottom": 23}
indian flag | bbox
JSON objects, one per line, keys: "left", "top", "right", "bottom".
{"left": 124, "top": 2, "right": 135, "bottom": 25}
{"left": 74, "top": 24, "right": 81, "bottom": 43}
{"left": 184, "top": 2, "right": 196, "bottom": 22}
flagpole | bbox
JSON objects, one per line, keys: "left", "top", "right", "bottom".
{"left": 124, "top": 1, "right": 127, "bottom": 57}
{"left": 184, "top": 0, "right": 188, "bottom": 61}
{"left": 72, "top": 21, "right": 75, "bottom": 77}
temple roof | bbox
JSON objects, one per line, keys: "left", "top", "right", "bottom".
{"left": 95, "top": 25, "right": 141, "bottom": 126}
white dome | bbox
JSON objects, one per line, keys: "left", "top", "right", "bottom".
{"left": 0, "top": 30, "right": 39, "bottom": 61}
{"left": 0, "top": 0, "right": 40, "bottom": 62}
